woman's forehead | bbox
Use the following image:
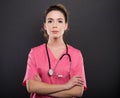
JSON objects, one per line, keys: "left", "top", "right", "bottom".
{"left": 46, "top": 10, "right": 65, "bottom": 20}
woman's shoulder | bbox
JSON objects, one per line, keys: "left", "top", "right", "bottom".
{"left": 68, "top": 44, "right": 83, "bottom": 58}
{"left": 68, "top": 44, "right": 81, "bottom": 53}
{"left": 30, "top": 43, "right": 46, "bottom": 53}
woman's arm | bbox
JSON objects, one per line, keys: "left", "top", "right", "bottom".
{"left": 49, "top": 76, "right": 84, "bottom": 98}
{"left": 26, "top": 75, "right": 83, "bottom": 96}
{"left": 49, "top": 85, "right": 84, "bottom": 98}
{"left": 26, "top": 79, "right": 67, "bottom": 95}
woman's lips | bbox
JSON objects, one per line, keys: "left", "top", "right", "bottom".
{"left": 52, "top": 31, "right": 59, "bottom": 34}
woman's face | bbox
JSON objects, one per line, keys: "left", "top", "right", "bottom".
{"left": 44, "top": 10, "right": 68, "bottom": 39}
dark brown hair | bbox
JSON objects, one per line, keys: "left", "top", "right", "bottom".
{"left": 41, "top": 4, "right": 69, "bottom": 40}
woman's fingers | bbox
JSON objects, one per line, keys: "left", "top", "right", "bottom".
{"left": 73, "top": 75, "right": 84, "bottom": 86}
{"left": 34, "top": 75, "right": 41, "bottom": 81}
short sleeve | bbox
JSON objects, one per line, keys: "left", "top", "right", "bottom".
{"left": 22, "top": 49, "right": 38, "bottom": 86}
{"left": 70, "top": 50, "right": 87, "bottom": 90}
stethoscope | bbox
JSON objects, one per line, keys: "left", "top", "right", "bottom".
{"left": 45, "top": 43, "right": 72, "bottom": 78}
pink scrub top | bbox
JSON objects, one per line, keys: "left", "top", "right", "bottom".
{"left": 23, "top": 43, "right": 87, "bottom": 98}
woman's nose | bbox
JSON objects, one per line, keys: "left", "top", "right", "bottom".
{"left": 52, "top": 22, "right": 57, "bottom": 28}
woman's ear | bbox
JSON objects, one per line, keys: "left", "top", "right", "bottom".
{"left": 65, "top": 23, "right": 69, "bottom": 31}
{"left": 44, "top": 23, "right": 46, "bottom": 30}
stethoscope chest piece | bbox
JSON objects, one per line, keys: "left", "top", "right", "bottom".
{"left": 48, "top": 69, "right": 53, "bottom": 76}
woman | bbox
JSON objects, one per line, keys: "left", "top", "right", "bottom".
{"left": 23, "top": 3, "right": 87, "bottom": 98}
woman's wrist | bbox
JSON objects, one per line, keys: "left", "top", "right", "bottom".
{"left": 62, "top": 83, "right": 70, "bottom": 90}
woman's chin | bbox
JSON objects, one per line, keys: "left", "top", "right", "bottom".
{"left": 52, "top": 35, "right": 60, "bottom": 39}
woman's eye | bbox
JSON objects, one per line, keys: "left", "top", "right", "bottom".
{"left": 58, "top": 20, "right": 63, "bottom": 23}
{"left": 48, "top": 20, "right": 52, "bottom": 23}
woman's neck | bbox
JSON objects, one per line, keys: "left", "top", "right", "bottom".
{"left": 47, "top": 38, "right": 66, "bottom": 59}
{"left": 47, "top": 38, "right": 65, "bottom": 47}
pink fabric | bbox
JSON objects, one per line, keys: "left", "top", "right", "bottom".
{"left": 23, "top": 43, "right": 87, "bottom": 98}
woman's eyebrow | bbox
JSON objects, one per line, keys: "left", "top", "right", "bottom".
{"left": 47, "top": 18, "right": 53, "bottom": 20}
{"left": 57, "top": 18, "right": 64, "bottom": 20}
{"left": 47, "top": 18, "right": 64, "bottom": 20}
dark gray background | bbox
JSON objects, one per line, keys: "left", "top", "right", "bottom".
{"left": 0, "top": 0, "right": 119, "bottom": 98}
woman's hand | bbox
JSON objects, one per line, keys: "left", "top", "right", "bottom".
{"left": 34, "top": 74, "right": 41, "bottom": 81}
{"left": 65, "top": 75, "right": 84, "bottom": 90}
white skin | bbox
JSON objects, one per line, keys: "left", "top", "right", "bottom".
{"left": 44, "top": 10, "right": 68, "bottom": 59}
{"left": 26, "top": 10, "right": 84, "bottom": 98}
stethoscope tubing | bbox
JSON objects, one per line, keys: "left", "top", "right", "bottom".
{"left": 45, "top": 43, "right": 72, "bottom": 77}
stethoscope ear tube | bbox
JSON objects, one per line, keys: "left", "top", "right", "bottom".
{"left": 45, "top": 43, "right": 51, "bottom": 69}
{"left": 59, "top": 53, "right": 71, "bottom": 62}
